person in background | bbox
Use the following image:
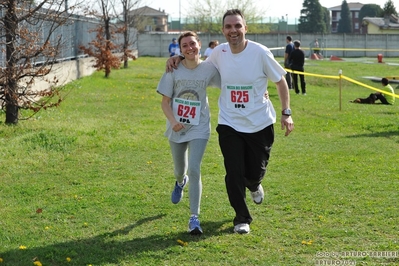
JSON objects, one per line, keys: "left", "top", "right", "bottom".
{"left": 284, "top": 35, "right": 294, "bottom": 89}
{"left": 313, "top": 39, "right": 320, "bottom": 55}
{"left": 157, "top": 31, "right": 221, "bottom": 235}
{"left": 167, "top": 9, "right": 294, "bottom": 235}
{"left": 351, "top": 78, "right": 395, "bottom": 105}
{"left": 203, "top": 40, "right": 219, "bottom": 60}
{"left": 289, "top": 40, "right": 306, "bottom": 95}
{"left": 168, "top": 37, "right": 180, "bottom": 57}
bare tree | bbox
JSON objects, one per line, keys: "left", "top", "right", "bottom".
{"left": 185, "top": 0, "right": 268, "bottom": 33}
{"left": 185, "top": 0, "right": 224, "bottom": 33}
{"left": 119, "top": 0, "right": 139, "bottom": 68}
{"left": 0, "top": 0, "right": 81, "bottom": 124}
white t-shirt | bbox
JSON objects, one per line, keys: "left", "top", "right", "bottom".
{"left": 203, "top": 47, "right": 214, "bottom": 58}
{"left": 208, "top": 40, "right": 286, "bottom": 133}
{"left": 157, "top": 61, "right": 221, "bottom": 143}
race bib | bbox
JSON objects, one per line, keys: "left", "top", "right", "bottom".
{"left": 226, "top": 84, "right": 254, "bottom": 109}
{"left": 172, "top": 98, "right": 201, "bottom": 125}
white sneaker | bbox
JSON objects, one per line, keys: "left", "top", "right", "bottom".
{"left": 250, "top": 184, "right": 264, "bottom": 204}
{"left": 234, "top": 223, "right": 250, "bottom": 234}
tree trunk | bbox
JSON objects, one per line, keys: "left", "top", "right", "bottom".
{"left": 123, "top": 4, "right": 128, "bottom": 69}
{"left": 105, "top": 17, "right": 111, "bottom": 78}
{"left": 123, "top": 28, "right": 128, "bottom": 69}
{"left": 4, "top": 0, "right": 19, "bottom": 124}
{"left": 5, "top": 99, "right": 19, "bottom": 124}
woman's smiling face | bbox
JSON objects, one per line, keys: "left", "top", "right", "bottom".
{"left": 180, "top": 36, "right": 201, "bottom": 59}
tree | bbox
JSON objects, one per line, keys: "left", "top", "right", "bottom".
{"left": 79, "top": 26, "right": 122, "bottom": 77}
{"left": 185, "top": 0, "right": 270, "bottom": 34}
{"left": 359, "top": 4, "right": 383, "bottom": 22}
{"left": 0, "top": 0, "right": 80, "bottom": 124}
{"left": 81, "top": 0, "right": 122, "bottom": 78}
{"left": 185, "top": 0, "right": 223, "bottom": 33}
{"left": 322, "top": 6, "right": 331, "bottom": 33}
{"left": 298, "top": 0, "right": 327, "bottom": 33}
{"left": 337, "top": 0, "right": 352, "bottom": 33}
{"left": 382, "top": 0, "right": 398, "bottom": 16}
{"left": 119, "top": 0, "right": 138, "bottom": 68}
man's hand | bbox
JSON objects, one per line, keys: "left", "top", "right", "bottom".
{"left": 264, "top": 90, "right": 269, "bottom": 99}
{"left": 166, "top": 55, "right": 182, "bottom": 72}
{"left": 281, "top": 115, "right": 294, "bottom": 136}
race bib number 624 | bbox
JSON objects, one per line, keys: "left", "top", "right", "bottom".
{"left": 172, "top": 98, "right": 201, "bottom": 125}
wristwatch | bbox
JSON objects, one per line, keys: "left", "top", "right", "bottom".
{"left": 282, "top": 108, "right": 292, "bottom": 116}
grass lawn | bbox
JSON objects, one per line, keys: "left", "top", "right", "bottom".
{"left": 0, "top": 56, "right": 398, "bottom": 266}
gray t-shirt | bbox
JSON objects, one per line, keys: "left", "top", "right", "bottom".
{"left": 157, "top": 61, "right": 221, "bottom": 143}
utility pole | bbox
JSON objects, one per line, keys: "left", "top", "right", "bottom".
{"left": 286, "top": 14, "right": 288, "bottom": 33}
{"left": 179, "top": 0, "right": 181, "bottom": 32}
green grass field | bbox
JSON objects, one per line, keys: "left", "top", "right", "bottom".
{"left": 0, "top": 57, "right": 398, "bottom": 266}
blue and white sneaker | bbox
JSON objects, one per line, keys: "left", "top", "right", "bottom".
{"left": 171, "top": 175, "right": 188, "bottom": 204}
{"left": 188, "top": 216, "right": 203, "bottom": 235}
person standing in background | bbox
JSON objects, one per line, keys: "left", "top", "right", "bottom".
{"left": 203, "top": 40, "right": 219, "bottom": 60}
{"left": 169, "top": 38, "right": 180, "bottom": 57}
{"left": 284, "top": 36, "right": 294, "bottom": 89}
{"left": 313, "top": 39, "right": 320, "bottom": 55}
{"left": 289, "top": 40, "right": 306, "bottom": 95}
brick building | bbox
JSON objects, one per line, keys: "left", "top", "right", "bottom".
{"left": 329, "top": 2, "right": 363, "bottom": 33}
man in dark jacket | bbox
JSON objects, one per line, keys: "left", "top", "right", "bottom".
{"left": 284, "top": 36, "right": 294, "bottom": 89}
{"left": 289, "top": 40, "right": 306, "bottom": 95}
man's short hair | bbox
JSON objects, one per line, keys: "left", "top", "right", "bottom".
{"left": 381, "top": 77, "right": 389, "bottom": 86}
{"left": 294, "top": 40, "right": 301, "bottom": 47}
{"left": 222, "top": 9, "right": 245, "bottom": 25}
{"left": 286, "top": 36, "right": 292, "bottom": 41}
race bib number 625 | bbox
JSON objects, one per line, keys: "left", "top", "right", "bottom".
{"left": 226, "top": 85, "right": 254, "bottom": 109}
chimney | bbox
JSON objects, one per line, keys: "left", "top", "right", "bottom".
{"left": 384, "top": 15, "right": 390, "bottom": 27}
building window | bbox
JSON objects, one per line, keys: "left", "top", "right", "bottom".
{"left": 354, "top": 12, "right": 359, "bottom": 18}
{"left": 355, "top": 22, "right": 359, "bottom": 29}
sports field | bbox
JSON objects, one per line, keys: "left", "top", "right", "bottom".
{"left": 0, "top": 57, "right": 398, "bottom": 265}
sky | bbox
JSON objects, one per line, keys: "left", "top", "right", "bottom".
{"left": 145, "top": 0, "right": 390, "bottom": 22}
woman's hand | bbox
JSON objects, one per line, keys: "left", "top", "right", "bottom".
{"left": 171, "top": 121, "right": 185, "bottom": 132}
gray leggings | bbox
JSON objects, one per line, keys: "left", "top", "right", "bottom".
{"left": 169, "top": 138, "right": 208, "bottom": 216}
